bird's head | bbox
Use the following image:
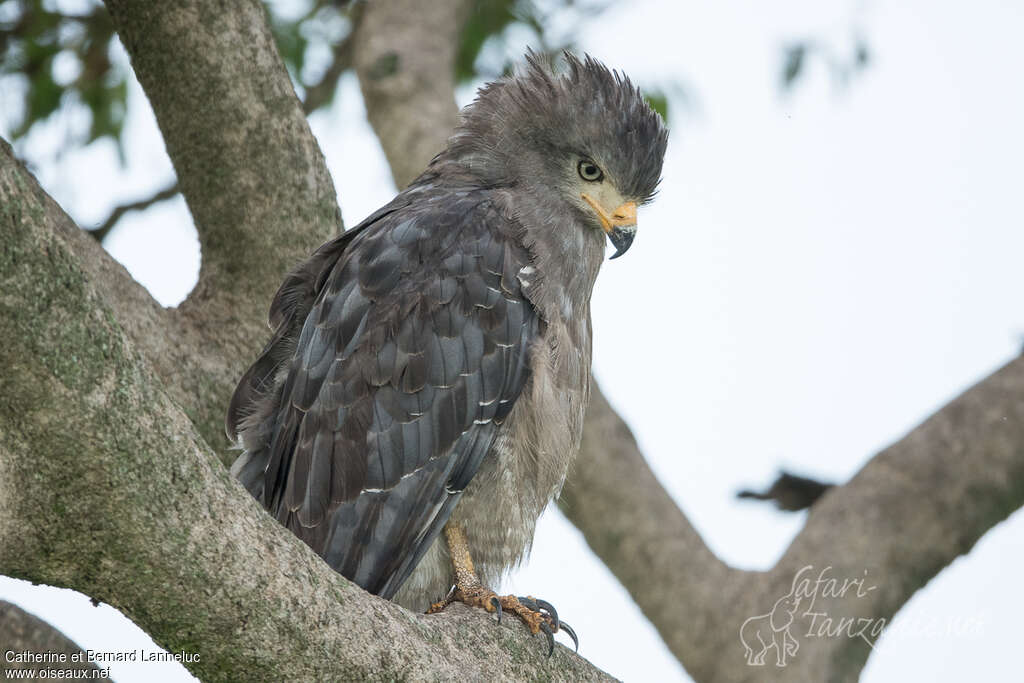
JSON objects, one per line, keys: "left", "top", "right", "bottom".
{"left": 445, "top": 51, "right": 668, "bottom": 259}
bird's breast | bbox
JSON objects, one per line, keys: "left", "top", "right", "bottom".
{"left": 446, "top": 315, "right": 591, "bottom": 586}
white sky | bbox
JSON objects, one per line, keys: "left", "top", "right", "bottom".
{"left": 3, "top": 0, "right": 1023, "bottom": 681}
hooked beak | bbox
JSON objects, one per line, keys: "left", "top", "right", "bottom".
{"left": 580, "top": 194, "right": 638, "bottom": 259}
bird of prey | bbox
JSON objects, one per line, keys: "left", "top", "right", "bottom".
{"left": 226, "top": 52, "right": 667, "bottom": 654}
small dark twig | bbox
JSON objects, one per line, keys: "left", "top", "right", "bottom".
{"left": 301, "top": 4, "right": 362, "bottom": 115}
{"left": 738, "top": 470, "right": 836, "bottom": 511}
{"left": 88, "top": 180, "right": 180, "bottom": 242}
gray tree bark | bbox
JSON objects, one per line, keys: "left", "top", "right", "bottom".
{"left": 353, "top": 0, "right": 474, "bottom": 189}
{"left": 562, "top": 366, "right": 1024, "bottom": 681}
{"left": 1, "top": 0, "right": 1021, "bottom": 682}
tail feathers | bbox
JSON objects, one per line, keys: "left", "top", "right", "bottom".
{"left": 231, "top": 448, "right": 270, "bottom": 504}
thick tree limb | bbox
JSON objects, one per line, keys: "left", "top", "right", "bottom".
{"left": 0, "top": 143, "right": 612, "bottom": 681}
{"left": 353, "top": 0, "right": 472, "bottom": 189}
{"left": 564, "top": 361, "right": 1024, "bottom": 681}
{"left": 101, "top": 0, "right": 343, "bottom": 451}
{"left": 560, "top": 386, "right": 753, "bottom": 677}
{"left": 755, "top": 354, "right": 1024, "bottom": 681}
{"left": 102, "top": 0, "right": 339, "bottom": 310}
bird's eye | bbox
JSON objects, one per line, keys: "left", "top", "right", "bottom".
{"left": 577, "top": 159, "right": 603, "bottom": 182}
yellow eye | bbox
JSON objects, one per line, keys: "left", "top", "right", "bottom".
{"left": 577, "top": 159, "right": 603, "bottom": 182}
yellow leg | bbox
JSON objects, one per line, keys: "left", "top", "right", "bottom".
{"left": 425, "top": 523, "right": 578, "bottom": 656}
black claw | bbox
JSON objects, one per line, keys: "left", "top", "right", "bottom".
{"left": 517, "top": 595, "right": 538, "bottom": 612}
{"left": 491, "top": 596, "right": 502, "bottom": 624}
{"left": 535, "top": 598, "right": 559, "bottom": 630}
{"left": 539, "top": 621, "right": 555, "bottom": 657}
{"left": 559, "top": 620, "right": 579, "bottom": 653}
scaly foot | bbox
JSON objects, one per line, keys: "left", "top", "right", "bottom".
{"left": 428, "top": 584, "right": 578, "bottom": 656}
{"left": 427, "top": 525, "right": 578, "bottom": 656}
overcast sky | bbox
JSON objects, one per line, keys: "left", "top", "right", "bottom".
{"left": 3, "top": 0, "right": 1023, "bottom": 681}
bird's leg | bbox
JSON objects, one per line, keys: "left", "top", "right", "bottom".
{"left": 426, "top": 524, "right": 495, "bottom": 613}
{"left": 426, "top": 524, "right": 578, "bottom": 656}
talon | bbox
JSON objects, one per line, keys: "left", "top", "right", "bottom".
{"left": 437, "top": 527, "right": 576, "bottom": 656}
{"left": 517, "top": 595, "right": 539, "bottom": 612}
{"left": 426, "top": 586, "right": 455, "bottom": 614}
{"left": 535, "top": 598, "right": 559, "bottom": 630}
{"left": 539, "top": 620, "right": 555, "bottom": 657}
{"left": 560, "top": 620, "right": 579, "bottom": 652}
{"left": 491, "top": 596, "right": 502, "bottom": 624}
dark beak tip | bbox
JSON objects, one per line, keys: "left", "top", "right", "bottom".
{"left": 607, "top": 226, "right": 636, "bottom": 260}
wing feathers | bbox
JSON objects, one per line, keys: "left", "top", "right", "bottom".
{"left": 230, "top": 191, "right": 541, "bottom": 599}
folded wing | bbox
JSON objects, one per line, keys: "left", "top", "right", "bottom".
{"left": 228, "top": 192, "right": 541, "bottom": 597}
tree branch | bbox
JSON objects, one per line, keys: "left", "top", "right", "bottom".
{"left": 100, "top": 0, "right": 346, "bottom": 452}
{"left": 561, "top": 384, "right": 753, "bottom": 676}
{"left": 0, "top": 136, "right": 229, "bottom": 459}
{"left": 0, "top": 143, "right": 612, "bottom": 681}
{"left": 102, "top": 0, "right": 340, "bottom": 310}
{"left": 0, "top": 141, "right": 173, "bottom": 374}
{"left": 565, "top": 358, "right": 1024, "bottom": 682}
{"left": 301, "top": 4, "right": 362, "bottom": 115}
{"left": 758, "top": 353, "right": 1024, "bottom": 680}
{"left": 353, "top": 0, "right": 472, "bottom": 189}
{"left": 87, "top": 180, "right": 181, "bottom": 242}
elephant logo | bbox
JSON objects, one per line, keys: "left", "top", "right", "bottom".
{"left": 739, "top": 590, "right": 802, "bottom": 666}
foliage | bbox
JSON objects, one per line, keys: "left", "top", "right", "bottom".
{"left": 0, "top": 0, "right": 123, "bottom": 149}
{"left": 781, "top": 32, "right": 871, "bottom": 91}
{"left": 3, "top": 0, "right": 843, "bottom": 240}
{"left": 1, "top": 0, "right": 869, "bottom": 161}
{"left": 1, "top": 0, "right": 681, "bottom": 161}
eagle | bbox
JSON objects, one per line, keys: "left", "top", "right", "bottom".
{"left": 227, "top": 52, "right": 667, "bottom": 654}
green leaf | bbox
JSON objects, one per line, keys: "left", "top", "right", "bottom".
{"left": 456, "top": 0, "right": 517, "bottom": 82}
{"left": 4, "top": 1, "right": 129, "bottom": 150}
